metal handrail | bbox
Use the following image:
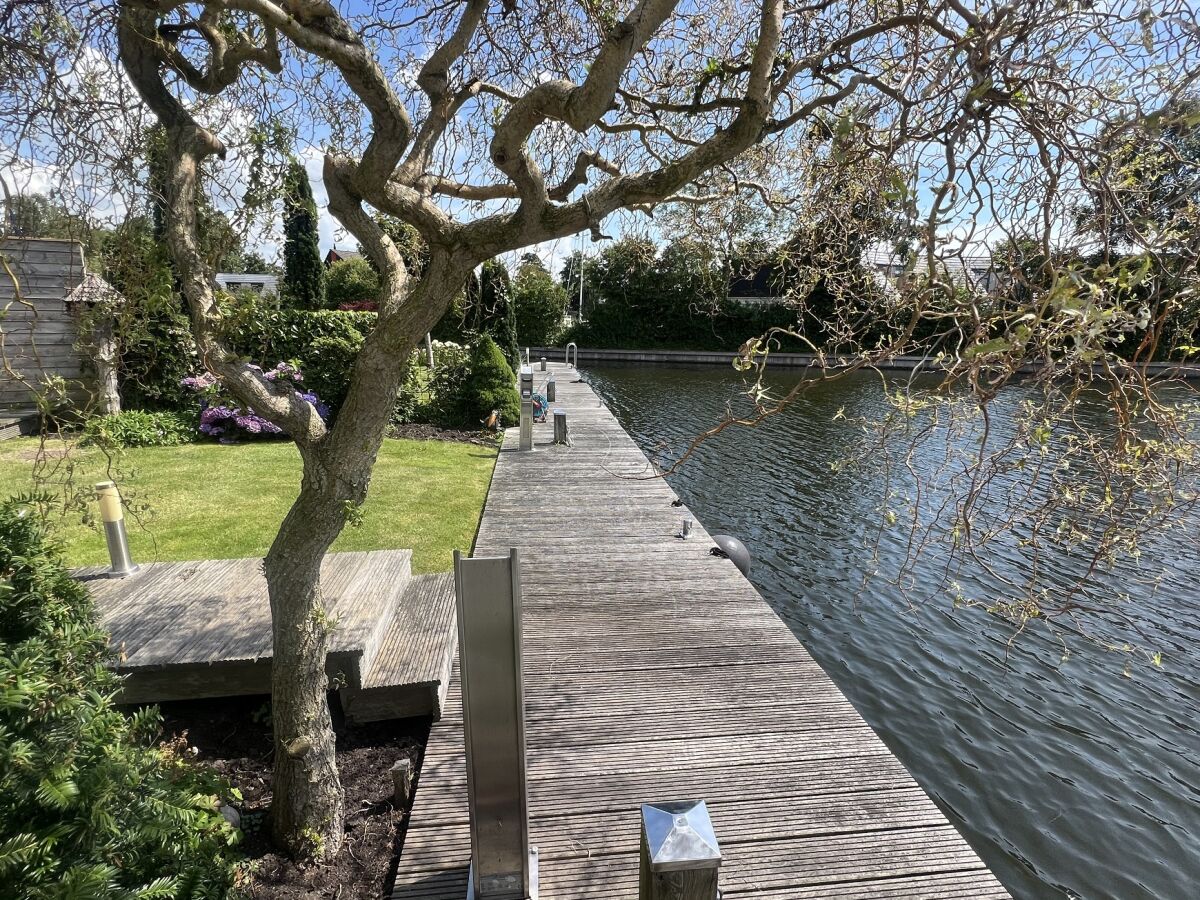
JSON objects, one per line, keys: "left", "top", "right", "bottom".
{"left": 565, "top": 342, "right": 578, "bottom": 367}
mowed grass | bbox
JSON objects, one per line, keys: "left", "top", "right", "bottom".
{"left": 0, "top": 436, "right": 497, "bottom": 574}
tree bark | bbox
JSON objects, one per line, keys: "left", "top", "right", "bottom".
{"left": 263, "top": 457, "right": 347, "bottom": 857}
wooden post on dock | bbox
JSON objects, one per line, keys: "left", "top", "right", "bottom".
{"left": 639, "top": 800, "right": 721, "bottom": 900}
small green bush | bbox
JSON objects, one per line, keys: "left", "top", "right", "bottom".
{"left": 0, "top": 500, "right": 242, "bottom": 898}
{"left": 324, "top": 257, "right": 379, "bottom": 309}
{"left": 300, "top": 331, "right": 365, "bottom": 415}
{"left": 81, "top": 409, "right": 195, "bottom": 449}
{"left": 393, "top": 341, "right": 471, "bottom": 427}
{"left": 460, "top": 335, "right": 520, "bottom": 428}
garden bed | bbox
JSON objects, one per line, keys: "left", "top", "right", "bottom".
{"left": 388, "top": 422, "right": 499, "bottom": 445}
{"left": 157, "top": 696, "right": 430, "bottom": 899}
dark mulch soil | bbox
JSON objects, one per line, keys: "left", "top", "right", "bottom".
{"left": 388, "top": 423, "right": 499, "bottom": 445}
{"left": 157, "top": 696, "right": 430, "bottom": 899}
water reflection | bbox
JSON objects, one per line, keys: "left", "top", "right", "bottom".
{"left": 586, "top": 363, "right": 1200, "bottom": 900}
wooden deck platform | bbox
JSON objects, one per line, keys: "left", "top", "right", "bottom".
{"left": 391, "top": 362, "right": 1010, "bottom": 898}
{"left": 0, "top": 407, "right": 39, "bottom": 441}
{"left": 78, "top": 550, "right": 457, "bottom": 720}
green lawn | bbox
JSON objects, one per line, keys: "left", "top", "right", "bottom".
{"left": 0, "top": 437, "right": 497, "bottom": 574}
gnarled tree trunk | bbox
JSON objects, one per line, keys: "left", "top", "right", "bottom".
{"left": 263, "top": 460, "right": 348, "bottom": 855}
{"left": 262, "top": 257, "right": 470, "bottom": 854}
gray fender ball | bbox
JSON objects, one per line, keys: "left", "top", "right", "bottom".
{"left": 712, "top": 534, "right": 751, "bottom": 576}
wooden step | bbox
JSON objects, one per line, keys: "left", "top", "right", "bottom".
{"left": 78, "top": 550, "right": 412, "bottom": 704}
{"left": 340, "top": 572, "right": 458, "bottom": 723}
{"left": 0, "top": 408, "right": 40, "bottom": 441}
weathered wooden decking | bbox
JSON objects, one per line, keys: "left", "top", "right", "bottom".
{"left": 391, "top": 362, "right": 1010, "bottom": 898}
{"left": 78, "top": 550, "right": 457, "bottom": 720}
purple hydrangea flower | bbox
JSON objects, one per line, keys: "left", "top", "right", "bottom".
{"left": 181, "top": 373, "right": 218, "bottom": 391}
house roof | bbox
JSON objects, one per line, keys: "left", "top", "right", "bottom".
{"left": 864, "top": 247, "right": 995, "bottom": 277}
{"left": 325, "top": 248, "right": 363, "bottom": 264}
{"left": 216, "top": 273, "right": 279, "bottom": 283}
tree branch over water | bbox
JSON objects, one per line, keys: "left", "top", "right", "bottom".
{"left": 4, "top": 0, "right": 1200, "bottom": 855}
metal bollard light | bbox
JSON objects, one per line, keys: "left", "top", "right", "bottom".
{"left": 519, "top": 366, "right": 534, "bottom": 451}
{"left": 455, "top": 550, "right": 538, "bottom": 900}
{"left": 95, "top": 481, "right": 139, "bottom": 577}
{"left": 552, "top": 409, "right": 568, "bottom": 445}
{"left": 639, "top": 800, "right": 721, "bottom": 900}
{"left": 546, "top": 374, "right": 556, "bottom": 402}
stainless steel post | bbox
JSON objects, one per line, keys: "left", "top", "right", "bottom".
{"left": 565, "top": 342, "right": 578, "bottom": 368}
{"left": 639, "top": 800, "right": 721, "bottom": 900}
{"left": 552, "top": 410, "right": 568, "bottom": 445}
{"left": 95, "top": 481, "right": 138, "bottom": 577}
{"left": 455, "top": 550, "right": 538, "bottom": 900}
{"left": 518, "top": 366, "right": 534, "bottom": 451}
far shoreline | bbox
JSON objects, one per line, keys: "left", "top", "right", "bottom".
{"left": 530, "top": 345, "right": 1200, "bottom": 379}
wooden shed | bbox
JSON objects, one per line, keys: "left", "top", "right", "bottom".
{"left": 0, "top": 237, "right": 113, "bottom": 434}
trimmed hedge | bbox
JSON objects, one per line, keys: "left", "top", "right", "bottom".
{"left": 220, "top": 295, "right": 376, "bottom": 419}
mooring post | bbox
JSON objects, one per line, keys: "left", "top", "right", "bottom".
{"left": 519, "top": 366, "right": 534, "bottom": 451}
{"left": 552, "top": 409, "right": 568, "bottom": 445}
{"left": 639, "top": 800, "right": 721, "bottom": 900}
{"left": 455, "top": 550, "right": 537, "bottom": 900}
{"left": 539, "top": 356, "right": 547, "bottom": 372}
{"left": 546, "top": 373, "right": 556, "bottom": 402}
{"left": 95, "top": 481, "right": 138, "bottom": 578}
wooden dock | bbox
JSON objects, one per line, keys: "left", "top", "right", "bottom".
{"left": 390, "top": 362, "right": 1010, "bottom": 898}
{"left": 78, "top": 550, "right": 457, "bottom": 721}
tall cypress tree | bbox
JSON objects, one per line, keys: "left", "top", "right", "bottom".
{"left": 475, "top": 259, "right": 519, "bottom": 371}
{"left": 282, "top": 159, "right": 324, "bottom": 309}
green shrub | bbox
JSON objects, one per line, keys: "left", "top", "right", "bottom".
{"left": 324, "top": 257, "right": 379, "bottom": 309}
{"left": 96, "top": 222, "right": 201, "bottom": 412}
{"left": 420, "top": 342, "right": 475, "bottom": 427}
{"left": 299, "top": 332, "right": 365, "bottom": 415}
{"left": 218, "top": 293, "right": 375, "bottom": 417}
{"left": 80, "top": 409, "right": 195, "bottom": 449}
{"left": 392, "top": 355, "right": 430, "bottom": 426}
{"left": 460, "top": 335, "right": 520, "bottom": 428}
{"left": 0, "top": 500, "right": 242, "bottom": 898}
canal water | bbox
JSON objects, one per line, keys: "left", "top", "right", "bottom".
{"left": 583, "top": 363, "right": 1200, "bottom": 900}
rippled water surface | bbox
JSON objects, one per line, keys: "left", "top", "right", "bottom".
{"left": 584, "top": 363, "right": 1200, "bottom": 900}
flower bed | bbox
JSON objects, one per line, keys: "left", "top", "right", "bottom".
{"left": 182, "top": 363, "right": 330, "bottom": 442}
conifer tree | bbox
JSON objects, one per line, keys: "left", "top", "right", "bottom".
{"left": 467, "top": 259, "right": 519, "bottom": 371}
{"left": 282, "top": 159, "right": 324, "bottom": 310}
